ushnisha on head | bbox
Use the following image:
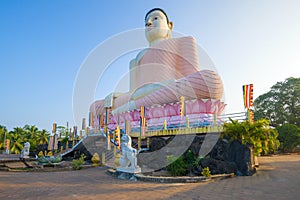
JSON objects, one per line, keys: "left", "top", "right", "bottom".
{"left": 144, "top": 8, "right": 173, "bottom": 46}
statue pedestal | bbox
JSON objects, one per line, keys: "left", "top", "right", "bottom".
{"left": 116, "top": 157, "right": 141, "bottom": 181}
{"left": 116, "top": 167, "right": 141, "bottom": 181}
{"left": 21, "top": 155, "right": 29, "bottom": 159}
{"left": 107, "top": 168, "right": 141, "bottom": 181}
{"left": 116, "top": 166, "right": 141, "bottom": 174}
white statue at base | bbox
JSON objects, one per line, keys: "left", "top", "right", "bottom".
{"left": 117, "top": 134, "right": 141, "bottom": 173}
{"left": 20, "top": 142, "right": 30, "bottom": 159}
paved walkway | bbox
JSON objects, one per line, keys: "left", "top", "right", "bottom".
{"left": 0, "top": 154, "right": 299, "bottom": 200}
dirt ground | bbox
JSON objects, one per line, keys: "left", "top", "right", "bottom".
{"left": 0, "top": 154, "right": 300, "bottom": 200}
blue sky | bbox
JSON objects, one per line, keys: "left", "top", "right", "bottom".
{"left": 0, "top": 0, "right": 299, "bottom": 131}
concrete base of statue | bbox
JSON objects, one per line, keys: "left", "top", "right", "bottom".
{"left": 116, "top": 167, "right": 141, "bottom": 181}
{"left": 20, "top": 155, "right": 30, "bottom": 159}
{"left": 116, "top": 166, "right": 141, "bottom": 174}
{"left": 107, "top": 167, "right": 141, "bottom": 181}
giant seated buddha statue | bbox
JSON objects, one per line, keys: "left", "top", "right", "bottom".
{"left": 90, "top": 8, "right": 225, "bottom": 131}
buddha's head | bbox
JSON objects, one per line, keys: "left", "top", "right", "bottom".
{"left": 144, "top": 8, "right": 173, "bottom": 45}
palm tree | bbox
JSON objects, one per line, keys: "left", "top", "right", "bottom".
{"left": 0, "top": 125, "right": 8, "bottom": 150}
{"left": 23, "top": 125, "right": 39, "bottom": 140}
{"left": 8, "top": 127, "right": 25, "bottom": 154}
{"left": 36, "top": 129, "right": 49, "bottom": 145}
{"left": 23, "top": 125, "right": 39, "bottom": 151}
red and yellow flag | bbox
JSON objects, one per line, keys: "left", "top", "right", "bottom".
{"left": 243, "top": 84, "right": 253, "bottom": 109}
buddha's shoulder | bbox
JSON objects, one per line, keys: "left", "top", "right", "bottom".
{"left": 132, "top": 36, "right": 197, "bottom": 66}
{"left": 161, "top": 36, "right": 197, "bottom": 45}
{"left": 131, "top": 49, "right": 147, "bottom": 67}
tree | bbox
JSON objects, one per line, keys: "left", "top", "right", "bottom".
{"left": 0, "top": 125, "right": 8, "bottom": 150}
{"left": 35, "top": 129, "right": 49, "bottom": 145}
{"left": 57, "top": 126, "right": 68, "bottom": 138}
{"left": 24, "top": 125, "right": 39, "bottom": 151}
{"left": 254, "top": 77, "right": 300, "bottom": 127}
{"left": 23, "top": 125, "right": 38, "bottom": 139}
{"left": 222, "top": 119, "right": 280, "bottom": 156}
{"left": 0, "top": 124, "right": 51, "bottom": 154}
{"left": 276, "top": 124, "right": 300, "bottom": 153}
{"left": 22, "top": 125, "right": 50, "bottom": 152}
{"left": 8, "top": 127, "right": 26, "bottom": 154}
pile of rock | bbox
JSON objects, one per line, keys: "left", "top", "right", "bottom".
{"left": 191, "top": 137, "right": 256, "bottom": 176}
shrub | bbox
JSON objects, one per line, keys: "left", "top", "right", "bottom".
{"left": 202, "top": 167, "right": 211, "bottom": 177}
{"left": 222, "top": 118, "right": 279, "bottom": 156}
{"left": 72, "top": 154, "right": 86, "bottom": 170}
{"left": 166, "top": 155, "right": 187, "bottom": 176}
{"left": 276, "top": 124, "right": 300, "bottom": 152}
{"left": 184, "top": 150, "right": 196, "bottom": 171}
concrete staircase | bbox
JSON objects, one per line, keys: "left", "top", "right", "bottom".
{"left": 61, "top": 134, "right": 115, "bottom": 165}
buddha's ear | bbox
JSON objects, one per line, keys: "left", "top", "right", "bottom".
{"left": 168, "top": 21, "right": 173, "bottom": 30}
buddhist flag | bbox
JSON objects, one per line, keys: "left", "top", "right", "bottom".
{"left": 140, "top": 117, "right": 146, "bottom": 136}
{"left": 125, "top": 120, "right": 131, "bottom": 134}
{"left": 82, "top": 118, "right": 86, "bottom": 130}
{"left": 243, "top": 84, "right": 253, "bottom": 109}
{"left": 140, "top": 106, "right": 146, "bottom": 118}
{"left": 74, "top": 126, "right": 77, "bottom": 138}
{"left": 54, "top": 134, "right": 58, "bottom": 150}
{"left": 48, "top": 136, "right": 53, "bottom": 150}
{"left": 99, "top": 115, "right": 104, "bottom": 128}
{"left": 5, "top": 139, "right": 10, "bottom": 151}
{"left": 140, "top": 106, "right": 146, "bottom": 136}
{"left": 89, "top": 112, "right": 94, "bottom": 127}
{"left": 105, "top": 108, "right": 110, "bottom": 125}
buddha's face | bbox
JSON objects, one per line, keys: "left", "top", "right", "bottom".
{"left": 145, "top": 10, "right": 172, "bottom": 44}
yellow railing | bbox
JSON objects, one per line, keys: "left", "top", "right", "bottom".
{"left": 129, "top": 125, "right": 223, "bottom": 138}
